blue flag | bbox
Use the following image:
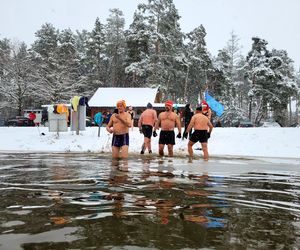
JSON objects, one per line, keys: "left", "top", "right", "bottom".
{"left": 205, "top": 91, "right": 224, "bottom": 117}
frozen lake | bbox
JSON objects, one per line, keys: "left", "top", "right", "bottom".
{"left": 0, "top": 153, "right": 300, "bottom": 249}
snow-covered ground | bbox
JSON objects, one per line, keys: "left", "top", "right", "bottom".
{"left": 0, "top": 126, "right": 299, "bottom": 160}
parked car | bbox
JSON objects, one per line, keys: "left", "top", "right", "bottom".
{"left": 0, "top": 118, "right": 5, "bottom": 127}
{"left": 238, "top": 121, "right": 255, "bottom": 128}
{"left": 260, "top": 121, "right": 281, "bottom": 127}
{"left": 86, "top": 117, "right": 95, "bottom": 127}
{"left": 5, "top": 116, "right": 35, "bottom": 127}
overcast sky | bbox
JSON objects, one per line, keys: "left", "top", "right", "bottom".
{"left": 1, "top": 0, "right": 299, "bottom": 69}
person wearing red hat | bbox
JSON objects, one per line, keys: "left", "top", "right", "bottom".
{"left": 153, "top": 100, "right": 182, "bottom": 157}
{"left": 106, "top": 100, "right": 132, "bottom": 158}
{"left": 200, "top": 100, "right": 212, "bottom": 120}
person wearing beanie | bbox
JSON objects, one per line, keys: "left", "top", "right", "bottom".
{"left": 153, "top": 100, "right": 182, "bottom": 157}
{"left": 106, "top": 99, "right": 132, "bottom": 158}
{"left": 138, "top": 102, "right": 158, "bottom": 154}
{"left": 147, "top": 102, "right": 153, "bottom": 108}
{"left": 184, "top": 105, "right": 213, "bottom": 161}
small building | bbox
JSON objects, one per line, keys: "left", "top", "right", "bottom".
{"left": 88, "top": 87, "right": 184, "bottom": 125}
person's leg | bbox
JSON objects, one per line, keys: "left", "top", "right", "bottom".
{"left": 159, "top": 144, "right": 164, "bottom": 156}
{"left": 201, "top": 142, "right": 209, "bottom": 160}
{"left": 141, "top": 140, "right": 145, "bottom": 154}
{"left": 167, "top": 144, "right": 173, "bottom": 157}
{"left": 120, "top": 145, "right": 129, "bottom": 158}
{"left": 183, "top": 125, "right": 187, "bottom": 139}
{"left": 148, "top": 138, "right": 152, "bottom": 153}
{"left": 112, "top": 146, "right": 120, "bottom": 158}
{"left": 145, "top": 137, "right": 151, "bottom": 152}
{"left": 188, "top": 141, "right": 195, "bottom": 157}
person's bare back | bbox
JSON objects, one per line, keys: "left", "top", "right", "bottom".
{"left": 189, "top": 113, "right": 212, "bottom": 131}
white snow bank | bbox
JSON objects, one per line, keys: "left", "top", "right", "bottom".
{"left": 0, "top": 127, "right": 299, "bottom": 159}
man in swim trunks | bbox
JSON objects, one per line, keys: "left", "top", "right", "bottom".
{"left": 106, "top": 100, "right": 132, "bottom": 158}
{"left": 185, "top": 106, "right": 213, "bottom": 161}
{"left": 138, "top": 102, "right": 158, "bottom": 154}
{"left": 154, "top": 100, "right": 182, "bottom": 157}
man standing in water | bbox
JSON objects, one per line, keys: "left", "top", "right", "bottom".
{"left": 154, "top": 100, "right": 182, "bottom": 157}
{"left": 106, "top": 100, "right": 132, "bottom": 158}
{"left": 138, "top": 102, "right": 158, "bottom": 154}
{"left": 184, "top": 106, "right": 213, "bottom": 161}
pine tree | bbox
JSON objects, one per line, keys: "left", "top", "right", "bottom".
{"left": 126, "top": 0, "right": 185, "bottom": 100}
{"left": 0, "top": 41, "right": 34, "bottom": 115}
{"left": 244, "top": 37, "right": 297, "bottom": 125}
{"left": 57, "top": 28, "right": 81, "bottom": 97}
{"left": 82, "top": 18, "right": 106, "bottom": 93}
{"left": 125, "top": 10, "right": 150, "bottom": 86}
{"left": 30, "top": 23, "right": 58, "bottom": 103}
{"left": 105, "top": 9, "right": 126, "bottom": 87}
{"left": 185, "top": 25, "right": 212, "bottom": 106}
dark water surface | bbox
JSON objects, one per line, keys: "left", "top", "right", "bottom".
{"left": 0, "top": 153, "right": 300, "bottom": 250}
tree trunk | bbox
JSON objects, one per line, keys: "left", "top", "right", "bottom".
{"left": 183, "top": 66, "right": 189, "bottom": 102}
{"left": 288, "top": 96, "right": 292, "bottom": 125}
{"left": 248, "top": 97, "right": 252, "bottom": 121}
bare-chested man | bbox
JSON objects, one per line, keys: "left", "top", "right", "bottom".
{"left": 154, "top": 100, "right": 181, "bottom": 157}
{"left": 106, "top": 100, "right": 132, "bottom": 158}
{"left": 138, "top": 102, "right": 158, "bottom": 154}
{"left": 185, "top": 106, "right": 213, "bottom": 161}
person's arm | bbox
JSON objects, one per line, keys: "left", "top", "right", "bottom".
{"left": 153, "top": 113, "right": 161, "bottom": 137}
{"left": 176, "top": 114, "right": 182, "bottom": 137}
{"left": 186, "top": 116, "right": 195, "bottom": 134}
{"left": 153, "top": 110, "right": 158, "bottom": 128}
{"left": 115, "top": 113, "right": 131, "bottom": 127}
{"left": 154, "top": 113, "right": 161, "bottom": 131}
{"left": 207, "top": 109, "right": 212, "bottom": 120}
{"left": 138, "top": 113, "right": 143, "bottom": 131}
{"left": 106, "top": 114, "right": 114, "bottom": 133}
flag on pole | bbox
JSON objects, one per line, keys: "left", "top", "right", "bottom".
{"left": 204, "top": 90, "right": 224, "bottom": 117}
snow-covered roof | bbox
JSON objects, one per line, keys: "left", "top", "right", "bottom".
{"left": 88, "top": 87, "right": 159, "bottom": 107}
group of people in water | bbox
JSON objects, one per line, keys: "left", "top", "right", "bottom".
{"left": 106, "top": 99, "right": 214, "bottom": 161}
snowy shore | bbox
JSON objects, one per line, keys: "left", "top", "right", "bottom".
{"left": 0, "top": 127, "right": 299, "bottom": 159}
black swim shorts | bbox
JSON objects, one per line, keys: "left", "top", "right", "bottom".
{"left": 190, "top": 130, "right": 209, "bottom": 143}
{"left": 159, "top": 130, "right": 175, "bottom": 145}
{"left": 142, "top": 125, "right": 153, "bottom": 139}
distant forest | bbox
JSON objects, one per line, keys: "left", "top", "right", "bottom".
{"left": 0, "top": 0, "right": 299, "bottom": 126}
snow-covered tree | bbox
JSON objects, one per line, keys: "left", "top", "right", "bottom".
{"left": 81, "top": 18, "right": 106, "bottom": 93}
{"left": 212, "top": 32, "right": 248, "bottom": 123}
{"left": 105, "top": 8, "right": 126, "bottom": 87}
{"left": 30, "top": 23, "right": 76, "bottom": 103}
{"left": 185, "top": 25, "right": 212, "bottom": 106}
{"left": 125, "top": 11, "right": 151, "bottom": 86}
{"left": 244, "top": 37, "right": 296, "bottom": 125}
{"left": 0, "top": 41, "right": 34, "bottom": 115}
{"left": 126, "top": 0, "right": 185, "bottom": 100}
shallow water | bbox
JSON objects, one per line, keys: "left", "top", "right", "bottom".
{"left": 0, "top": 153, "right": 300, "bottom": 249}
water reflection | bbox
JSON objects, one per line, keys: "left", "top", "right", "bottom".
{"left": 0, "top": 153, "right": 299, "bottom": 249}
